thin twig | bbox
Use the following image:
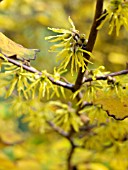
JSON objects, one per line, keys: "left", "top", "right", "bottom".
{"left": 67, "top": 145, "right": 76, "bottom": 170}
{"left": 47, "top": 120, "right": 77, "bottom": 170}
{"left": 47, "top": 121, "right": 69, "bottom": 137}
{"left": 83, "top": 69, "right": 128, "bottom": 83}
{"left": 1, "top": 56, "right": 74, "bottom": 90}
{"left": 67, "top": 137, "right": 77, "bottom": 170}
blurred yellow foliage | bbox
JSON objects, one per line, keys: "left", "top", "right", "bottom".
{"left": 0, "top": 0, "right": 128, "bottom": 170}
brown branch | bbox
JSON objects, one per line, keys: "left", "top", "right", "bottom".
{"left": 1, "top": 56, "right": 74, "bottom": 90}
{"left": 47, "top": 121, "right": 69, "bottom": 137}
{"left": 73, "top": 0, "right": 104, "bottom": 91}
{"left": 47, "top": 120, "right": 77, "bottom": 170}
{"left": 83, "top": 69, "right": 128, "bottom": 83}
{"left": 67, "top": 144, "right": 76, "bottom": 170}
{"left": 102, "top": 107, "right": 128, "bottom": 121}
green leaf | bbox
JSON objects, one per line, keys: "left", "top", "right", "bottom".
{"left": 0, "top": 32, "right": 39, "bottom": 61}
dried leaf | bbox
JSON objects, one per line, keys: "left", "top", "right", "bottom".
{"left": 0, "top": 32, "right": 39, "bottom": 61}
{"left": 94, "top": 90, "right": 128, "bottom": 120}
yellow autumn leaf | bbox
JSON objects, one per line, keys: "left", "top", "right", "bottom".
{"left": 94, "top": 90, "right": 128, "bottom": 120}
{"left": 0, "top": 32, "right": 39, "bottom": 61}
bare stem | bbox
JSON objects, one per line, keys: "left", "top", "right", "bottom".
{"left": 1, "top": 47, "right": 128, "bottom": 92}
{"left": 47, "top": 120, "right": 77, "bottom": 170}
{"left": 1, "top": 56, "right": 73, "bottom": 90}
{"left": 83, "top": 69, "right": 128, "bottom": 83}
{"left": 74, "top": 0, "right": 104, "bottom": 91}
{"left": 67, "top": 139, "right": 76, "bottom": 170}
{"left": 47, "top": 121, "right": 69, "bottom": 137}
{"left": 66, "top": 1, "right": 104, "bottom": 166}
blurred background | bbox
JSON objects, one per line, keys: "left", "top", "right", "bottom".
{"left": 1, "top": 0, "right": 128, "bottom": 72}
{"left": 0, "top": 0, "right": 128, "bottom": 169}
